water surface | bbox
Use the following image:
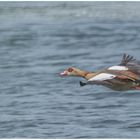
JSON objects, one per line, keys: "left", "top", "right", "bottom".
{"left": 0, "top": 2, "right": 140, "bottom": 138}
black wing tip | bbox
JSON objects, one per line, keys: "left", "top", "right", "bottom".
{"left": 79, "top": 81, "right": 87, "bottom": 87}
{"left": 120, "top": 53, "right": 136, "bottom": 65}
{"left": 123, "top": 53, "right": 136, "bottom": 61}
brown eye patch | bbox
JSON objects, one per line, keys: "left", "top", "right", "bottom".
{"left": 68, "top": 68, "right": 73, "bottom": 72}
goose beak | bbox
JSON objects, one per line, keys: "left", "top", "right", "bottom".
{"left": 60, "top": 71, "right": 68, "bottom": 76}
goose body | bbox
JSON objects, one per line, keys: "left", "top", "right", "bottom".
{"left": 60, "top": 54, "right": 140, "bottom": 91}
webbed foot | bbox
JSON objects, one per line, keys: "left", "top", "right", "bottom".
{"left": 79, "top": 81, "right": 87, "bottom": 87}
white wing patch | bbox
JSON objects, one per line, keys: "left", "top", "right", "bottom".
{"left": 88, "top": 73, "right": 116, "bottom": 81}
{"left": 108, "top": 66, "right": 128, "bottom": 70}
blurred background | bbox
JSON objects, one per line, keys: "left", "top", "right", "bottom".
{"left": 0, "top": 2, "right": 140, "bottom": 138}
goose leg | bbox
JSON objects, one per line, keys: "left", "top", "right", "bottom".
{"left": 79, "top": 81, "right": 87, "bottom": 87}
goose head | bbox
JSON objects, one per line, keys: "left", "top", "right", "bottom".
{"left": 60, "top": 67, "right": 79, "bottom": 77}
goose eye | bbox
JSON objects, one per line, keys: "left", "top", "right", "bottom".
{"left": 68, "top": 68, "right": 73, "bottom": 72}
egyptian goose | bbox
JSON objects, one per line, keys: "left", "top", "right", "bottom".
{"left": 60, "top": 54, "right": 140, "bottom": 91}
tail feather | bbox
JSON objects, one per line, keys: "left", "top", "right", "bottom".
{"left": 79, "top": 81, "right": 87, "bottom": 87}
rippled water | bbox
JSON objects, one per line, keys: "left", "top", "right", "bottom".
{"left": 0, "top": 2, "right": 140, "bottom": 138}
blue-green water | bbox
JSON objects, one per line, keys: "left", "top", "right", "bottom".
{"left": 0, "top": 2, "right": 140, "bottom": 138}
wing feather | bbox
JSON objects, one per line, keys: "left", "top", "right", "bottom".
{"left": 119, "top": 54, "right": 140, "bottom": 74}
{"left": 88, "top": 73, "right": 116, "bottom": 81}
{"left": 120, "top": 54, "right": 136, "bottom": 66}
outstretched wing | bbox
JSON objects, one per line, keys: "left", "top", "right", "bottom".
{"left": 84, "top": 72, "right": 136, "bottom": 87}
{"left": 88, "top": 73, "right": 116, "bottom": 81}
{"left": 120, "top": 54, "right": 136, "bottom": 66}
{"left": 88, "top": 72, "right": 136, "bottom": 82}
{"left": 119, "top": 54, "right": 140, "bottom": 74}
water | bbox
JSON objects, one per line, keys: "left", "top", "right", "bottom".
{"left": 0, "top": 2, "right": 140, "bottom": 138}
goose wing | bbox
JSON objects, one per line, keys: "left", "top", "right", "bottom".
{"left": 84, "top": 72, "right": 136, "bottom": 87}
{"left": 88, "top": 72, "right": 136, "bottom": 82}
{"left": 119, "top": 54, "right": 140, "bottom": 74}
{"left": 88, "top": 73, "right": 116, "bottom": 81}
{"left": 85, "top": 73, "right": 117, "bottom": 86}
